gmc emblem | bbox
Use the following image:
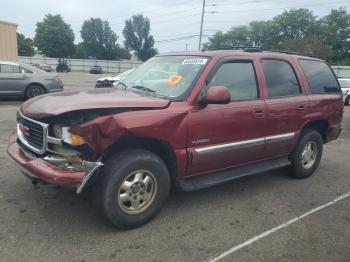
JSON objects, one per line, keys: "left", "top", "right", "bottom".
{"left": 19, "top": 124, "right": 30, "bottom": 136}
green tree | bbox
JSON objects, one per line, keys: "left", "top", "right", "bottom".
{"left": 205, "top": 26, "right": 252, "bottom": 49}
{"left": 321, "top": 8, "right": 350, "bottom": 60}
{"left": 123, "top": 14, "right": 157, "bottom": 61}
{"left": 34, "top": 14, "right": 74, "bottom": 57}
{"left": 17, "top": 33, "right": 34, "bottom": 56}
{"left": 273, "top": 9, "right": 316, "bottom": 41}
{"left": 249, "top": 21, "right": 278, "bottom": 49}
{"left": 80, "top": 18, "right": 129, "bottom": 60}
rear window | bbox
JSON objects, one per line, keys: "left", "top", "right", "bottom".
{"left": 262, "top": 59, "right": 301, "bottom": 98}
{"left": 299, "top": 59, "right": 340, "bottom": 93}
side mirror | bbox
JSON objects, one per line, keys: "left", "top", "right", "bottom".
{"left": 201, "top": 86, "right": 231, "bottom": 105}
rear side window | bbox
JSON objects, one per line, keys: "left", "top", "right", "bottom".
{"left": 0, "top": 64, "right": 21, "bottom": 73}
{"left": 208, "top": 61, "right": 258, "bottom": 101}
{"left": 299, "top": 59, "right": 340, "bottom": 93}
{"left": 262, "top": 59, "right": 301, "bottom": 98}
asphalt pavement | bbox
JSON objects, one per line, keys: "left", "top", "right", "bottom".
{"left": 0, "top": 72, "right": 349, "bottom": 262}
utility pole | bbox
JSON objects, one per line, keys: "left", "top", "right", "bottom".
{"left": 198, "top": 0, "right": 206, "bottom": 51}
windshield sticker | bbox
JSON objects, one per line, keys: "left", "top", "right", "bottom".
{"left": 166, "top": 74, "right": 183, "bottom": 86}
{"left": 182, "top": 58, "right": 208, "bottom": 65}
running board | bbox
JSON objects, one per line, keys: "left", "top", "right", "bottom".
{"left": 177, "top": 157, "right": 291, "bottom": 191}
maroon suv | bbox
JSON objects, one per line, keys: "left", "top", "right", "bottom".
{"left": 8, "top": 50, "right": 343, "bottom": 228}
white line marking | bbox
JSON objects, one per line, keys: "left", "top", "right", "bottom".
{"left": 208, "top": 191, "right": 350, "bottom": 262}
{"left": 0, "top": 144, "right": 7, "bottom": 147}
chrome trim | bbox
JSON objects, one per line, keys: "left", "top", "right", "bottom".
{"left": 17, "top": 110, "right": 64, "bottom": 154}
{"left": 17, "top": 110, "right": 49, "bottom": 154}
{"left": 194, "top": 132, "right": 295, "bottom": 155}
{"left": 195, "top": 137, "right": 265, "bottom": 155}
{"left": 265, "top": 132, "right": 295, "bottom": 143}
{"left": 47, "top": 136, "right": 62, "bottom": 145}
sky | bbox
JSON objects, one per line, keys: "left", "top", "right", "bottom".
{"left": 1, "top": 0, "right": 350, "bottom": 53}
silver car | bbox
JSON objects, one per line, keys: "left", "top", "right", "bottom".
{"left": 0, "top": 61, "right": 63, "bottom": 99}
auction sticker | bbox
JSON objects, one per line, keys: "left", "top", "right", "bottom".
{"left": 182, "top": 58, "right": 208, "bottom": 65}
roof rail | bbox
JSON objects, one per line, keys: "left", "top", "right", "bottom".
{"left": 265, "top": 49, "right": 313, "bottom": 57}
{"left": 243, "top": 47, "right": 263, "bottom": 52}
{"left": 204, "top": 46, "right": 258, "bottom": 51}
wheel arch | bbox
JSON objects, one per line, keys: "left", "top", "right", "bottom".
{"left": 300, "top": 119, "right": 329, "bottom": 143}
{"left": 101, "top": 136, "right": 178, "bottom": 185}
{"left": 25, "top": 82, "right": 48, "bottom": 96}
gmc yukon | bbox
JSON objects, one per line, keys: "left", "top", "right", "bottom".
{"left": 8, "top": 50, "right": 343, "bottom": 228}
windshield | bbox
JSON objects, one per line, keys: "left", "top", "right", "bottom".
{"left": 122, "top": 55, "right": 209, "bottom": 99}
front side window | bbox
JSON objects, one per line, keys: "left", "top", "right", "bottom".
{"left": 299, "top": 59, "right": 340, "bottom": 93}
{"left": 0, "top": 64, "right": 21, "bottom": 73}
{"left": 208, "top": 61, "right": 258, "bottom": 101}
{"left": 262, "top": 59, "right": 301, "bottom": 98}
{"left": 122, "top": 56, "right": 209, "bottom": 99}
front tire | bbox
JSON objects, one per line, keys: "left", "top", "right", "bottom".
{"left": 289, "top": 129, "right": 323, "bottom": 179}
{"left": 345, "top": 96, "right": 350, "bottom": 106}
{"left": 94, "top": 149, "right": 170, "bottom": 229}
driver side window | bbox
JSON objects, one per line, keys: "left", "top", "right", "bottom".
{"left": 208, "top": 61, "right": 258, "bottom": 101}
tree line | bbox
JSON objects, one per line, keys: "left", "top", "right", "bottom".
{"left": 204, "top": 7, "right": 350, "bottom": 65}
{"left": 17, "top": 14, "right": 157, "bottom": 62}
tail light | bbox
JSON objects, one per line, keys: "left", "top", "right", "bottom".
{"left": 54, "top": 75, "right": 61, "bottom": 82}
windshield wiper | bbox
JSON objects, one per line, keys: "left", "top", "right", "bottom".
{"left": 131, "top": 85, "right": 157, "bottom": 94}
{"left": 115, "top": 81, "right": 128, "bottom": 89}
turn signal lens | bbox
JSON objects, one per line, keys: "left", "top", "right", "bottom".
{"left": 70, "top": 134, "right": 85, "bottom": 146}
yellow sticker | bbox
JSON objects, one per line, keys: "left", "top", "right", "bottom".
{"left": 166, "top": 74, "right": 183, "bottom": 86}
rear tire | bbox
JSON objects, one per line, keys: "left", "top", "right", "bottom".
{"left": 289, "top": 129, "right": 323, "bottom": 179}
{"left": 26, "top": 84, "right": 45, "bottom": 99}
{"left": 94, "top": 149, "right": 170, "bottom": 229}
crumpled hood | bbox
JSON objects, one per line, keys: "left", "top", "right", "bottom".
{"left": 21, "top": 89, "right": 170, "bottom": 119}
{"left": 97, "top": 76, "right": 121, "bottom": 82}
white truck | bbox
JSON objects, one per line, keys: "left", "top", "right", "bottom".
{"left": 338, "top": 78, "right": 350, "bottom": 105}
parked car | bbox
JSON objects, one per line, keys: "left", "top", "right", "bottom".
{"left": 90, "top": 65, "right": 103, "bottom": 74}
{"left": 338, "top": 77, "right": 350, "bottom": 105}
{"left": 31, "top": 63, "right": 54, "bottom": 72}
{"left": 7, "top": 50, "right": 343, "bottom": 229}
{"left": 0, "top": 61, "right": 64, "bottom": 98}
{"left": 95, "top": 69, "right": 135, "bottom": 88}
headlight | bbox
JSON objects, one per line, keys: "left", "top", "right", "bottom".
{"left": 60, "top": 126, "right": 86, "bottom": 146}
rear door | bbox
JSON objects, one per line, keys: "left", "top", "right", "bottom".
{"left": 187, "top": 58, "right": 267, "bottom": 176}
{"left": 0, "top": 63, "right": 28, "bottom": 96}
{"left": 261, "top": 58, "right": 308, "bottom": 158}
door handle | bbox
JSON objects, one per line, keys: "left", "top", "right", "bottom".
{"left": 252, "top": 109, "right": 265, "bottom": 118}
{"left": 297, "top": 105, "right": 305, "bottom": 111}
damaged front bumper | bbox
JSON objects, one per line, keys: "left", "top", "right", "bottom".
{"left": 7, "top": 131, "right": 102, "bottom": 194}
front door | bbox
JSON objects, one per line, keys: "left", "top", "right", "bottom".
{"left": 187, "top": 59, "right": 267, "bottom": 176}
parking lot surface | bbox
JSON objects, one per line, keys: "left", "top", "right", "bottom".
{"left": 0, "top": 72, "right": 350, "bottom": 262}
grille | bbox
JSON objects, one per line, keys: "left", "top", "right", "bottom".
{"left": 17, "top": 112, "right": 46, "bottom": 153}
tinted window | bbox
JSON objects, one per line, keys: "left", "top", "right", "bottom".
{"left": 262, "top": 59, "right": 301, "bottom": 97}
{"left": 0, "top": 64, "right": 21, "bottom": 73}
{"left": 208, "top": 62, "right": 258, "bottom": 101}
{"left": 299, "top": 59, "right": 340, "bottom": 93}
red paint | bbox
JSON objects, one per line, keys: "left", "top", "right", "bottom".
{"left": 7, "top": 131, "right": 85, "bottom": 186}
{"left": 8, "top": 51, "right": 343, "bottom": 187}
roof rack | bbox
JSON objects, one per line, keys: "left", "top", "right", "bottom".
{"left": 204, "top": 46, "right": 258, "bottom": 51}
{"left": 203, "top": 46, "right": 313, "bottom": 57}
{"left": 267, "top": 49, "right": 312, "bottom": 57}
{"left": 243, "top": 48, "right": 313, "bottom": 57}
